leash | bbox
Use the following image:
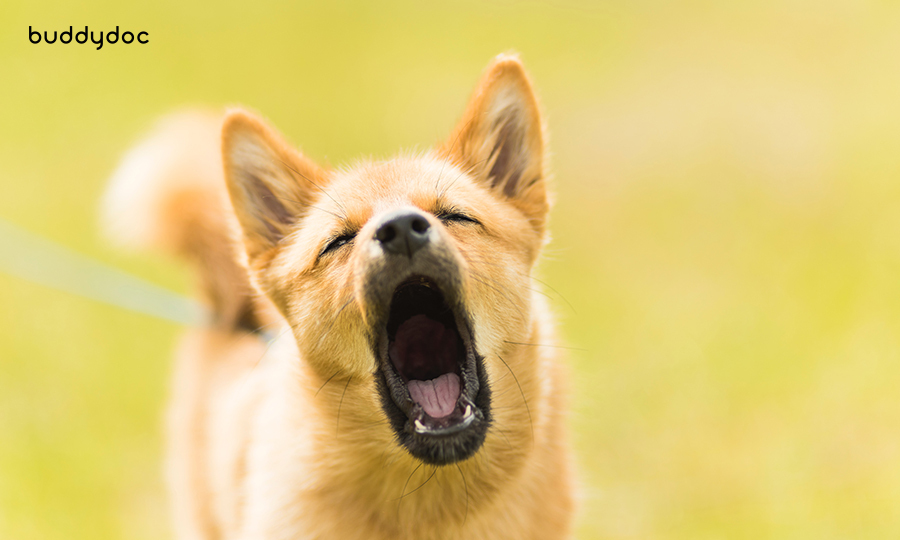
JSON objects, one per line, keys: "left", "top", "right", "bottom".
{"left": 0, "top": 218, "right": 206, "bottom": 326}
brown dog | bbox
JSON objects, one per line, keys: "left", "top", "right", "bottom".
{"left": 104, "top": 53, "right": 574, "bottom": 540}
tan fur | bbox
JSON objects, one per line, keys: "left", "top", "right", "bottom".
{"left": 106, "top": 53, "right": 574, "bottom": 539}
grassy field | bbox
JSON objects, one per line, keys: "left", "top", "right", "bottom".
{"left": 3, "top": 1, "right": 900, "bottom": 538}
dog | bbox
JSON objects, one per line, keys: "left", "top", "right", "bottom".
{"left": 103, "top": 53, "right": 574, "bottom": 540}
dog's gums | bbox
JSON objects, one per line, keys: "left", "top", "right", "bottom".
{"left": 376, "top": 276, "right": 491, "bottom": 465}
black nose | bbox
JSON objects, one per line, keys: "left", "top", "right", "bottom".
{"left": 375, "top": 209, "right": 432, "bottom": 257}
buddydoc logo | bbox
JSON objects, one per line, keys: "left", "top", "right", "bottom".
{"left": 29, "top": 26, "right": 148, "bottom": 50}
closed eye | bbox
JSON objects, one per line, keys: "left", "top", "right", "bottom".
{"left": 436, "top": 209, "right": 481, "bottom": 226}
{"left": 320, "top": 232, "right": 356, "bottom": 257}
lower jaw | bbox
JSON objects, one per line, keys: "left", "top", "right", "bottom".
{"left": 409, "top": 393, "right": 479, "bottom": 436}
{"left": 374, "top": 354, "right": 492, "bottom": 466}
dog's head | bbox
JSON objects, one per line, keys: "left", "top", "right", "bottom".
{"left": 222, "top": 54, "right": 548, "bottom": 466}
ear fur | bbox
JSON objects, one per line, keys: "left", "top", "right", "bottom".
{"left": 439, "top": 53, "right": 548, "bottom": 232}
{"left": 222, "top": 109, "right": 327, "bottom": 263}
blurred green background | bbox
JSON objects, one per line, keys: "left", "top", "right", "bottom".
{"left": 3, "top": 1, "right": 900, "bottom": 538}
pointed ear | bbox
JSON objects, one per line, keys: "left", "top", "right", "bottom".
{"left": 222, "top": 109, "right": 327, "bottom": 263}
{"left": 439, "top": 54, "right": 548, "bottom": 233}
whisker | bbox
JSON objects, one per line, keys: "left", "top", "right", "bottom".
{"left": 381, "top": 448, "right": 402, "bottom": 471}
{"left": 468, "top": 263, "right": 552, "bottom": 301}
{"left": 307, "top": 296, "right": 354, "bottom": 351}
{"left": 277, "top": 158, "right": 349, "bottom": 220}
{"left": 397, "top": 462, "right": 424, "bottom": 517}
{"left": 254, "top": 317, "right": 286, "bottom": 334}
{"left": 393, "top": 466, "right": 437, "bottom": 501}
{"left": 489, "top": 426, "right": 513, "bottom": 450}
{"left": 306, "top": 204, "right": 347, "bottom": 221}
{"left": 455, "top": 462, "right": 469, "bottom": 525}
{"left": 497, "top": 355, "right": 534, "bottom": 444}
{"left": 469, "top": 272, "right": 528, "bottom": 323}
{"left": 461, "top": 254, "right": 577, "bottom": 315}
{"left": 434, "top": 468, "right": 443, "bottom": 488}
{"left": 504, "top": 341, "right": 587, "bottom": 352}
{"left": 315, "top": 370, "right": 340, "bottom": 397}
{"left": 336, "top": 376, "right": 352, "bottom": 435}
{"left": 526, "top": 275, "right": 577, "bottom": 315}
{"left": 239, "top": 326, "right": 292, "bottom": 391}
{"left": 261, "top": 194, "right": 345, "bottom": 221}
{"left": 437, "top": 157, "right": 490, "bottom": 200}
{"left": 437, "top": 169, "right": 466, "bottom": 200}
{"left": 489, "top": 387, "right": 519, "bottom": 399}
{"left": 492, "top": 371, "right": 512, "bottom": 384}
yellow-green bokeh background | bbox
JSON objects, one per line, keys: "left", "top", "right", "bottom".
{"left": 3, "top": 1, "right": 900, "bottom": 538}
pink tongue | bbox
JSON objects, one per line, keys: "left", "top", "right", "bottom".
{"left": 408, "top": 373, "right": 460, "bottom": 418}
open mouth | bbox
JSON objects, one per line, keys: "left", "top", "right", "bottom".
{"left": 375, "top": 275, "right": 491, "bottom": 465}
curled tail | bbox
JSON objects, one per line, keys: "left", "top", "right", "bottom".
{"left": 102, "top": 110, "right": 273, "bottom": 333}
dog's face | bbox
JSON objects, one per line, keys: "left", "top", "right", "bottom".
{"left": 222, "top": 55, "right": 548, "bottom": 465}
